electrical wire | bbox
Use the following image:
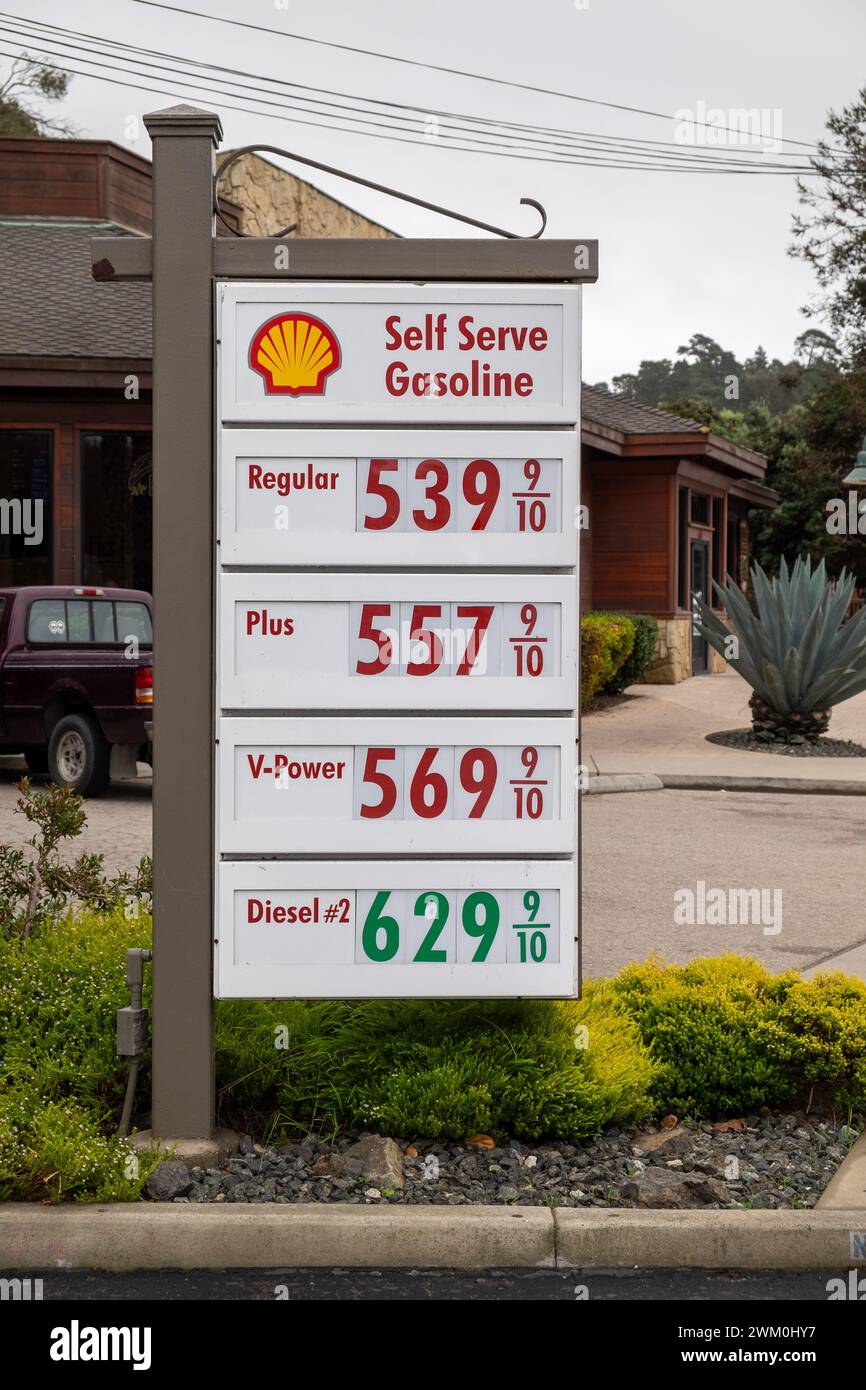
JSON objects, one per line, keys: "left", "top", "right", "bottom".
{"left": 0, "top": 11, "right": 831, "bottom": 167}
{"left": 0, "top": 24, "right": 825, "bottom": 176}
{"left": 131, "top": 0, "right": 836, "bottom": 154}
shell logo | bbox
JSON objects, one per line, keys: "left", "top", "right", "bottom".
{"left": 249, "top": 312, "right": 342, "bottom": 396}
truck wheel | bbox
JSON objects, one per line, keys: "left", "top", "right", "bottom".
{"left": 48, "top": 714, "right": 111, "bottom": 796}
{"left": 23, "top": 747, "right": 49, "bottom": 774}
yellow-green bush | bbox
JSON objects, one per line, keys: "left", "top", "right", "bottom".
{"left": 580, "top": 612, "right": 635, "bottom": 706}
{"left": 610, "top": 955, "right": 866, "bottom": 1116}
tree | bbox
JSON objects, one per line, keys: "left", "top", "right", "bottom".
{"left": 794, "top": 329, "right": 840, "bottom": 369}
{"left": 790, "top": 86, "right": 866, "bottom": 364}
{"left": 0, "top": 55, "right": 74, "bottom": 137}
{"left": 749, "top": 371, "right": 866, "bottom": 586}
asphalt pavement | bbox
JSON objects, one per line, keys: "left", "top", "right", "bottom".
{"left": 8, "top": 1266, "right": 848, "bottom": 1299}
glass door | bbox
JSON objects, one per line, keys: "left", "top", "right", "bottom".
{"left": 690, "top": 539, "right": 709, "bottom": 674}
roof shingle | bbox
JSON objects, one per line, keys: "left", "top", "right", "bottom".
{"left": 0, "top": 222, "right": 151, "bottom": 358}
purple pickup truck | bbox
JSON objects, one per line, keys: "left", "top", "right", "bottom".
{"left": 0, "top": 586, "right": 153, "bottom": 796}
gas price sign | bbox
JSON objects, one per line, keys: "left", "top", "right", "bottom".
{"left": 216, "top": 860, "right": 576, "bottom": 999}
{"left": 215, "top": 279, "right": 581, "bottom": 999}
{"left": 219, "top": 573, "right": 575, "bottom": 710}
{"left": 218, "top": 717, "right": 575, "bottom": 854}
{"left": 219, "top": 429, "right": 578, "bottom": 567}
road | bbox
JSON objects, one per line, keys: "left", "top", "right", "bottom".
{"left": 1, "top": 761, "right": 863, "bottom": 979}
{"left": 7, "top": 1266, "right": 845, "bottom": 1300}
{"left": 582, "top": 787, "right": 866, "bottom": 978}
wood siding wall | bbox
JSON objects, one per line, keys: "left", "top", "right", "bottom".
{"left": 0, "top": 139, "right": 242, "bottom": 233}
{"left": 589, "top": 462, "right": 673, "bottom": 615}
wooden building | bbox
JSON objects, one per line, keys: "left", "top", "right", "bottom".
{"left": 580, "top": 388, "right": 776, "bottom": 679}
{"left": 0, "top": 137, "right": 775, "bottom": 681}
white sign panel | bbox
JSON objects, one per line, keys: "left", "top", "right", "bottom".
{"left": 218, "top": 573, "right": 576, "bottom": 711}
{"left": 216, "top": 859, "right": 577, "bottom": 998}
{"left": 217, "top": 283, "right": 579, "bottom": 424}
{"left": 218, "top": 428, "right": 579, "bottom": 567}
{"left": 218, "top": 717, "right": 576, "bottom": 854}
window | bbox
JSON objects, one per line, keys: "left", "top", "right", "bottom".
{"left": 690, "top": 491, "right": 710, "bottom": 525}
{"left": 81, "top": 432, "right": 152, "bottom": 593}
{"left": 27, "top": 598, "right": 152, "bottom": 645}
{"left": 0, "top": 430, "right": 53, "bottom": 584}
{"left": 115, "top": 601, "right": 152, "bottom": 644}
{"left": 28, "top": 598, "right": 67, "bottom": 642}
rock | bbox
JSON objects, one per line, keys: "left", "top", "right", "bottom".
{"left": 238, "top": 1134, "right": 254, "bottom": 1155}
{"left": 659, "top": 1114, "right": 679, "bottom": 1129}
{"left": 319, "top": 1135, "right": 405, "bottom": 1190}
{"left": 632, "top": 1127, "right": 692, "bottom": 1160}
{"left": 365, "top": 1188, "right": 382, "bottom": 1200}
{"left": 499, "top": 1185, "right": 519, "bottom": 1201}
{"left": 713, "top": 1118, "right": 747, "bottom": 1133}
{"left": 622, "top": 1167, "right": 730, "bottom": 1209}
{"left": 145, "top": 1159, "right": 192, "bottom": 1201}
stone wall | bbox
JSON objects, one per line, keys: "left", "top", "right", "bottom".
{"left": 216, "top": 152, "right": 397, "bottom": 239}
{"left": 642, "top": 614, "right": 730, "bottom": 682}
{"left": 644, "top": 616, "right": 691, "bottom": 684}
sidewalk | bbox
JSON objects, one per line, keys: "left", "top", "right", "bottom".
{"left": 582, "top": 670, "right": 866, "bottom": 788}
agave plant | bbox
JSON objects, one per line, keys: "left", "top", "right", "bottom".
{"left": 694, "top": 556, "right": 866, "bottom": 743}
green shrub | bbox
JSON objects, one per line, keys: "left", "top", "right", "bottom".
{"left": 3, "top": 901, "right": 866, "bottom": 1202}
{"left": 600, "top": 613, "right": 659, "bottom": 693}
{"left": 580, "top": 612, "right": 635, "bottom": 706}
{"left": 0, "top": 907, "right": 152, "bottom": 1111}
{"left": 0, "top": 779, "right": 151, "bottom": 940}
{"left": 756, "top": 973, "right": 866, "bottom": 1112}
{"left": 0, "top": 1082, "right": 161, "bottom": 1202}
{"left": 611, "top": 955, "right": 866, "bottom": 1116}
{"left": 215, "top": 993, "right": 655, "bottom": 1143}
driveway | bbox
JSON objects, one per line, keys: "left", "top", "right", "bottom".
{"left": 0, "top": 755, "right": 152, "bottom": 875}
{"left": 582, "top": 787, "right": 866, "bottom": 979}
{"left": 582, "top": 670, "right": 866, "bottom": 783}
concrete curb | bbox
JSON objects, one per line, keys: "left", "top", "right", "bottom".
{"left": 2, "top": 1204, "right": 865, "bottom": 1272}
{"left": 554, "top": 1209, "right": 866, "bottom": 1270}
{"left": 817, "top": 1130, "right": 866, "bottom": 1210}
{"left": 658, "top": 774, "right": 866, "bottom": 796}
{"left": 0, "top": 1204, "right": 554, "bottom": 1272}
{"left": 584, "top": 774, "right": 664, "bottom": 795}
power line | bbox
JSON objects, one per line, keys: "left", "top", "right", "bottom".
{"left": 0, "top": 14, "right": 820, "bottom": 170}
{"left": 132, "top": 0, "right": 833, "bottom": 153}
{"left": 2, "top": 11, "right": 826, "bottom": 164}
{"left": 0, "top": 25, "right": 823, "bottom": 175}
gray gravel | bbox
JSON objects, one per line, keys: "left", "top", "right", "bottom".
{"left": 706, "top": 729, "right": 866, "bottom": 757}
{"left": 159, "top": 1111, "right": 860, "bottom": 1210}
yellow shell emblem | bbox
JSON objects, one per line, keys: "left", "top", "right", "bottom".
{"left": 249, "top": 312, "right": 341, "bottom": 396}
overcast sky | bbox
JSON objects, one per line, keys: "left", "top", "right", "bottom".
{"left": 8, "top": 0, "right": 865, "bottom": 382}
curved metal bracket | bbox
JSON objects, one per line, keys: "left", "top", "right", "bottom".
{"left": 215, "top": 145, "right": 547, "bottom": 240}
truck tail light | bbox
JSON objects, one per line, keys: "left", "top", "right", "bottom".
{"left": 135, "top": 665, "right": 153, "bottom": 705}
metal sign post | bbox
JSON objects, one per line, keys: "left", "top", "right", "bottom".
{"left": 95, "top": 104, "right": 597, "bottom": 1142}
